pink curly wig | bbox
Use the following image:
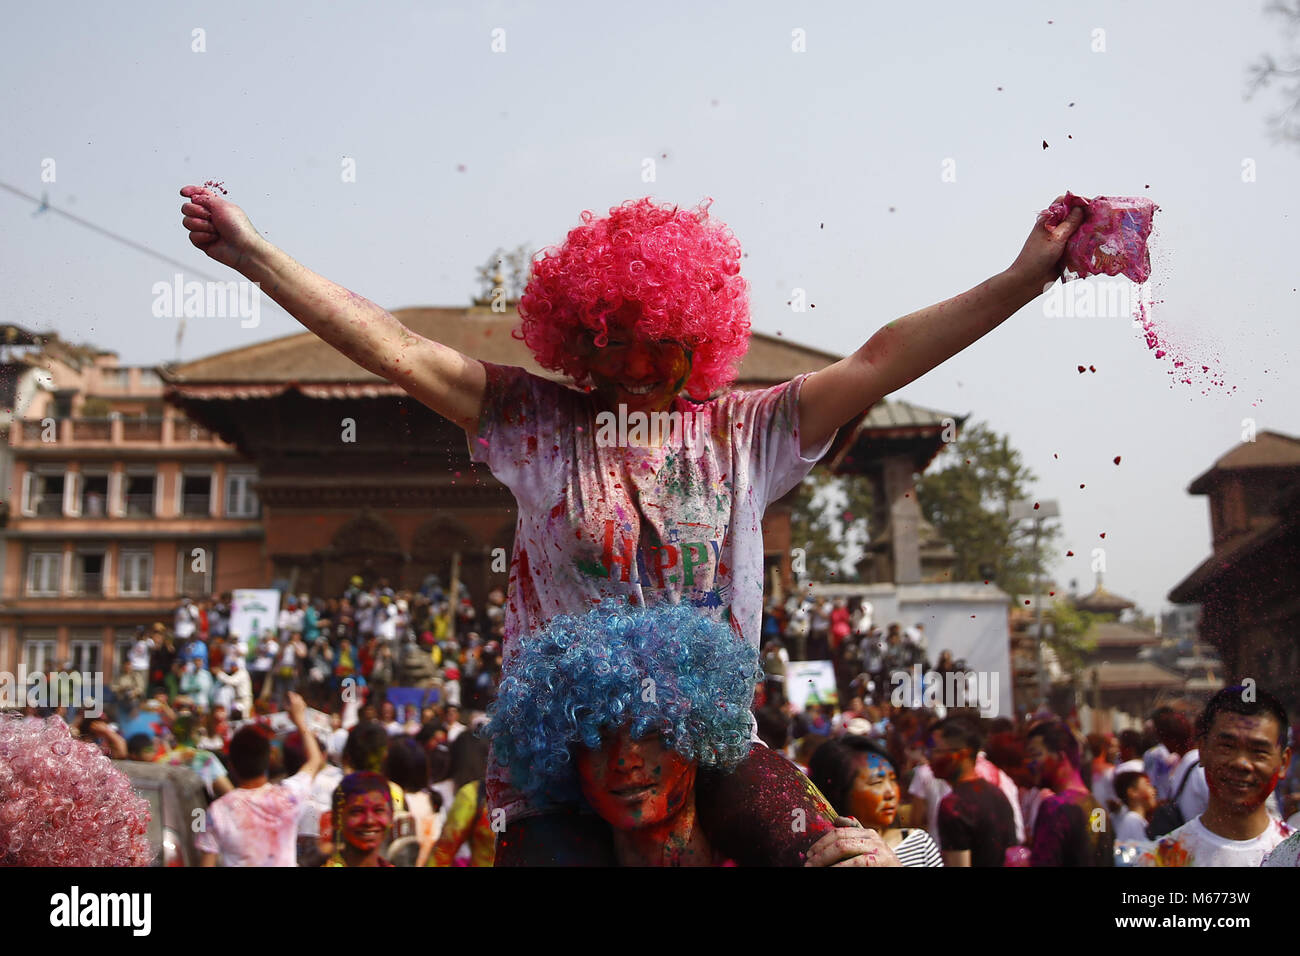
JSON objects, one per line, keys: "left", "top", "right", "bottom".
{"left": 0, "top": 714, "right": 152, "bottom": 866}
{"left": 518, "top": 197, "right": 751, "bottom": 400}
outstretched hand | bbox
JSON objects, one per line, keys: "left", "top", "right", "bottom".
{"left": 1007, "top": 194, "right": 1087, "bottom": 294}
{"left": 178, "top": 184, "right": 265, "bottom": 270}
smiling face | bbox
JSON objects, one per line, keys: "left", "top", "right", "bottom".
{"left": 574, "top": 307, "right": 693, "bottom": 414}
{"left": 575, "top": 726, "right": 696, "bottom": 830}
{"left": 1201, "top": 711, "right": 1289, "bottom": 815}
{"left": 339, "top": 790, "right": 393, "bottom": 853}
{"left": 848, "top": 752, "right": 901, "bottom": 829}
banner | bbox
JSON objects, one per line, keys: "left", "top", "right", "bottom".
{"left": 785, "top": 660, "right": 838, "bottom": 712}
{"left": 230, "top": 588, "right": 281, "bottom": 648}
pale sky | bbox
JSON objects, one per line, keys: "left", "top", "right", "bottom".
{"left": 1, "top": 0, "right": 1296, "bottom": 618}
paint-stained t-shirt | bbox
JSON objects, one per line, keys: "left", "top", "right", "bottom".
{"left": 469, "top": 362, "right": 831, "bottom": 651}
{"left": 1139, "top": 815, "right": 1292, "bottom": 867}
{"left": 194, "top": 771, "right": 314, "bottom": 866}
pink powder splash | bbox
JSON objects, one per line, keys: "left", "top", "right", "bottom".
{"left": 1044, "top": 192, "right": 1241, "bottom": 396}
{"left": 1039, "top": 192, "right": 1158, "bottom": 283}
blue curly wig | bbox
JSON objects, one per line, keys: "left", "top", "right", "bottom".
{"left": 484, "top": 600, "right": 761, "bottom": 802}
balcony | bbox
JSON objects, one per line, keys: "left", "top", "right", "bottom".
{"left": 181, "top": 493, "right": 212, "bottom": 517}
{"left": 71, "top": 418, "right": 112, "bottom": 440}
{"left": 32, "top": 496, "right": 64, "bottom": 517}
{"left": 125, "top": 493, "right": 155, "bottom": 517}
{"left": 10, "top": 415, "right": 223, "bottom": 447}
{"left": 73, "top": 573, "right": 104, "bottom": 596}
{"left": 121, "top": 417, "right": 163, "bottom": 441}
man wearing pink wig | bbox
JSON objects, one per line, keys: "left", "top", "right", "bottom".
{"left": 179, "top": 187, "right": 1083, "bottom": 864}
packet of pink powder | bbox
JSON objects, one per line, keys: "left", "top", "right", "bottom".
{"left": 1038, "top": 192, "right": 1159, "bottom": 283}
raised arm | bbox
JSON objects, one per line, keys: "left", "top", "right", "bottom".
{"left": 178, "top": 185, "right": 486, "bottom": 432}
{"left": 797, "top": 198, "right": 1086, "bottom": 455}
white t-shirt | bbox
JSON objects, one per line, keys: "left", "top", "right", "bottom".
{"left": 129, "top": 640, "right": 151, "bottom": 672}
{"left": 298, "top": 765, "right": 343, "bottom": 838}
{"left": 1139, "top": 815, "right": 1294, "bottom": 867}
{"left": 470, "top": 363, "right": 830, "bottom": 652}
{"left": 1169, "top": 748, "right": 1210, "bottom": 823}
{"left": 195, "top": 770, "right": 315, "bottom": 866}
{"left": 908, "top": 760, "right": 949, "bottom": 848}
{"left": 1114, "top": 808, "right": 1150, "bottom": 843}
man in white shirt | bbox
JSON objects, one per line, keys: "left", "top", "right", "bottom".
{"left": 174, "top": 598, "right": 198, "bottom": 641}
{"left": 1143, "top": 706, "right": 1193, "bottom": 802}
{"left": 196, "top": 693, "right": 326, "bottom": 866}
{"left": 128, "top": 632, "right": 153, "bottom": 698}
{"left": 1140, "top": 686, "right": 1293, "bottom": 867}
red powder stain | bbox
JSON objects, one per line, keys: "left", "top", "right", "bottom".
{"left": 202, "top": 179, "right": 228, "bottom": 195}
{"left": 1025, "top": 600, "right": 1031, "bottom": 605}
{"left": 1053, "top": 453, "right": 1059, "bottom": 459}
{"left": 1066, "top": 550, "right": 1074, "bottom": 556}
{"left": 550, "top": 502, "right": 565, "bottom": 520}
{"left": 1033, "top": 502, "right": 1040, "bottom": 510}
{"left": 1100, "top": 532, "right": 1106, "bottom": 539}
{"left": 1077, "top": 365, "right": 1085, "bottom": 374}
{"left": 456, "top": 164, "right": 467, "bottom": 172}
{"left": 1113, "top": 456, "right": 1121, "bottom": 465}
{"left": 1089, "top": 365, "right": 1096, "bottom": 372}
{"left": 1049, "top": 590, "right": 1056, "bottom": 596}
{"left": 1080, "top": 483, "right": 1085, "bottom": 488}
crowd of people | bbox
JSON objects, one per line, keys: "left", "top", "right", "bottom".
{"left": 7, "top": 581, "right": 1298, "bottom": 868}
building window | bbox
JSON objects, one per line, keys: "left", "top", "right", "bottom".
{"left": 120, "top": 549, "right": 153, "bottom": 596}
{"left": 72, "top": 548, "right": 107, "bottom": 596}
{"left": 225, "top": 470, "right": 259, "bottom": 517}
{"left": 81, "top": 472, "right": 109, "bottom": 517}
{"left": 24, "top": 469, "right": 65, "bottom": 517}
{"left": 102, "top": 368, "right": 131, "bottom": 388}
{"left": 22, "top": 636, "right": 57, "bottom": 675}
{"left": 70, "top": 635, "right": 102, "bottom": 674}
{"left": 137, "top": 369, "right": 162, "bottom": 388}
{"left": 26, "top": 551, "right": 62, "bottom": 596}
{"left": 125, "top": 472, "right": 155, "bottom": 516}
{"left": 177, "top": 542, "right": 215, "bottom": 596}
{"left": 181, "top": 472, "right": 212, "bottom": 517}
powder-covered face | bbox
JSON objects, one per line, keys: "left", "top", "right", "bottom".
{"left": 575, "top": 309, "right": 693, "bottom": 414}
{"left": 927, "top": 731, "right": 967, "bottom": 783}
{"left": 575, "top": 726, "right": 696, "bottom": 831}
{"left": 1024, "top": 737, "right": 1060, "bottom": 789}
{"left": 1201, "top": 712, "right": 1288, "bottom": 814}
{"left": 848, "top": 752, "right": 900, "bottom": 829}
{"left": 340, "top": 790, "right": 392, "bottom": 853}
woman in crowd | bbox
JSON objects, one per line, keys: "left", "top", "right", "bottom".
{"left": 809, "top": 734, "right": 943, "bottom": 866}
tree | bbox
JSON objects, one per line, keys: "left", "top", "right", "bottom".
{"left": 1247, "top": 0, "right": 1300, "bottom": 144}
{"left": 1043, "top": 601, "right": 1099, "bottom": 676}
{"left": 787, "top": 470, "right": 874, "bottom": 583}
{"left": 914, "top": 420, "right": 1058, "bottom": 597}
